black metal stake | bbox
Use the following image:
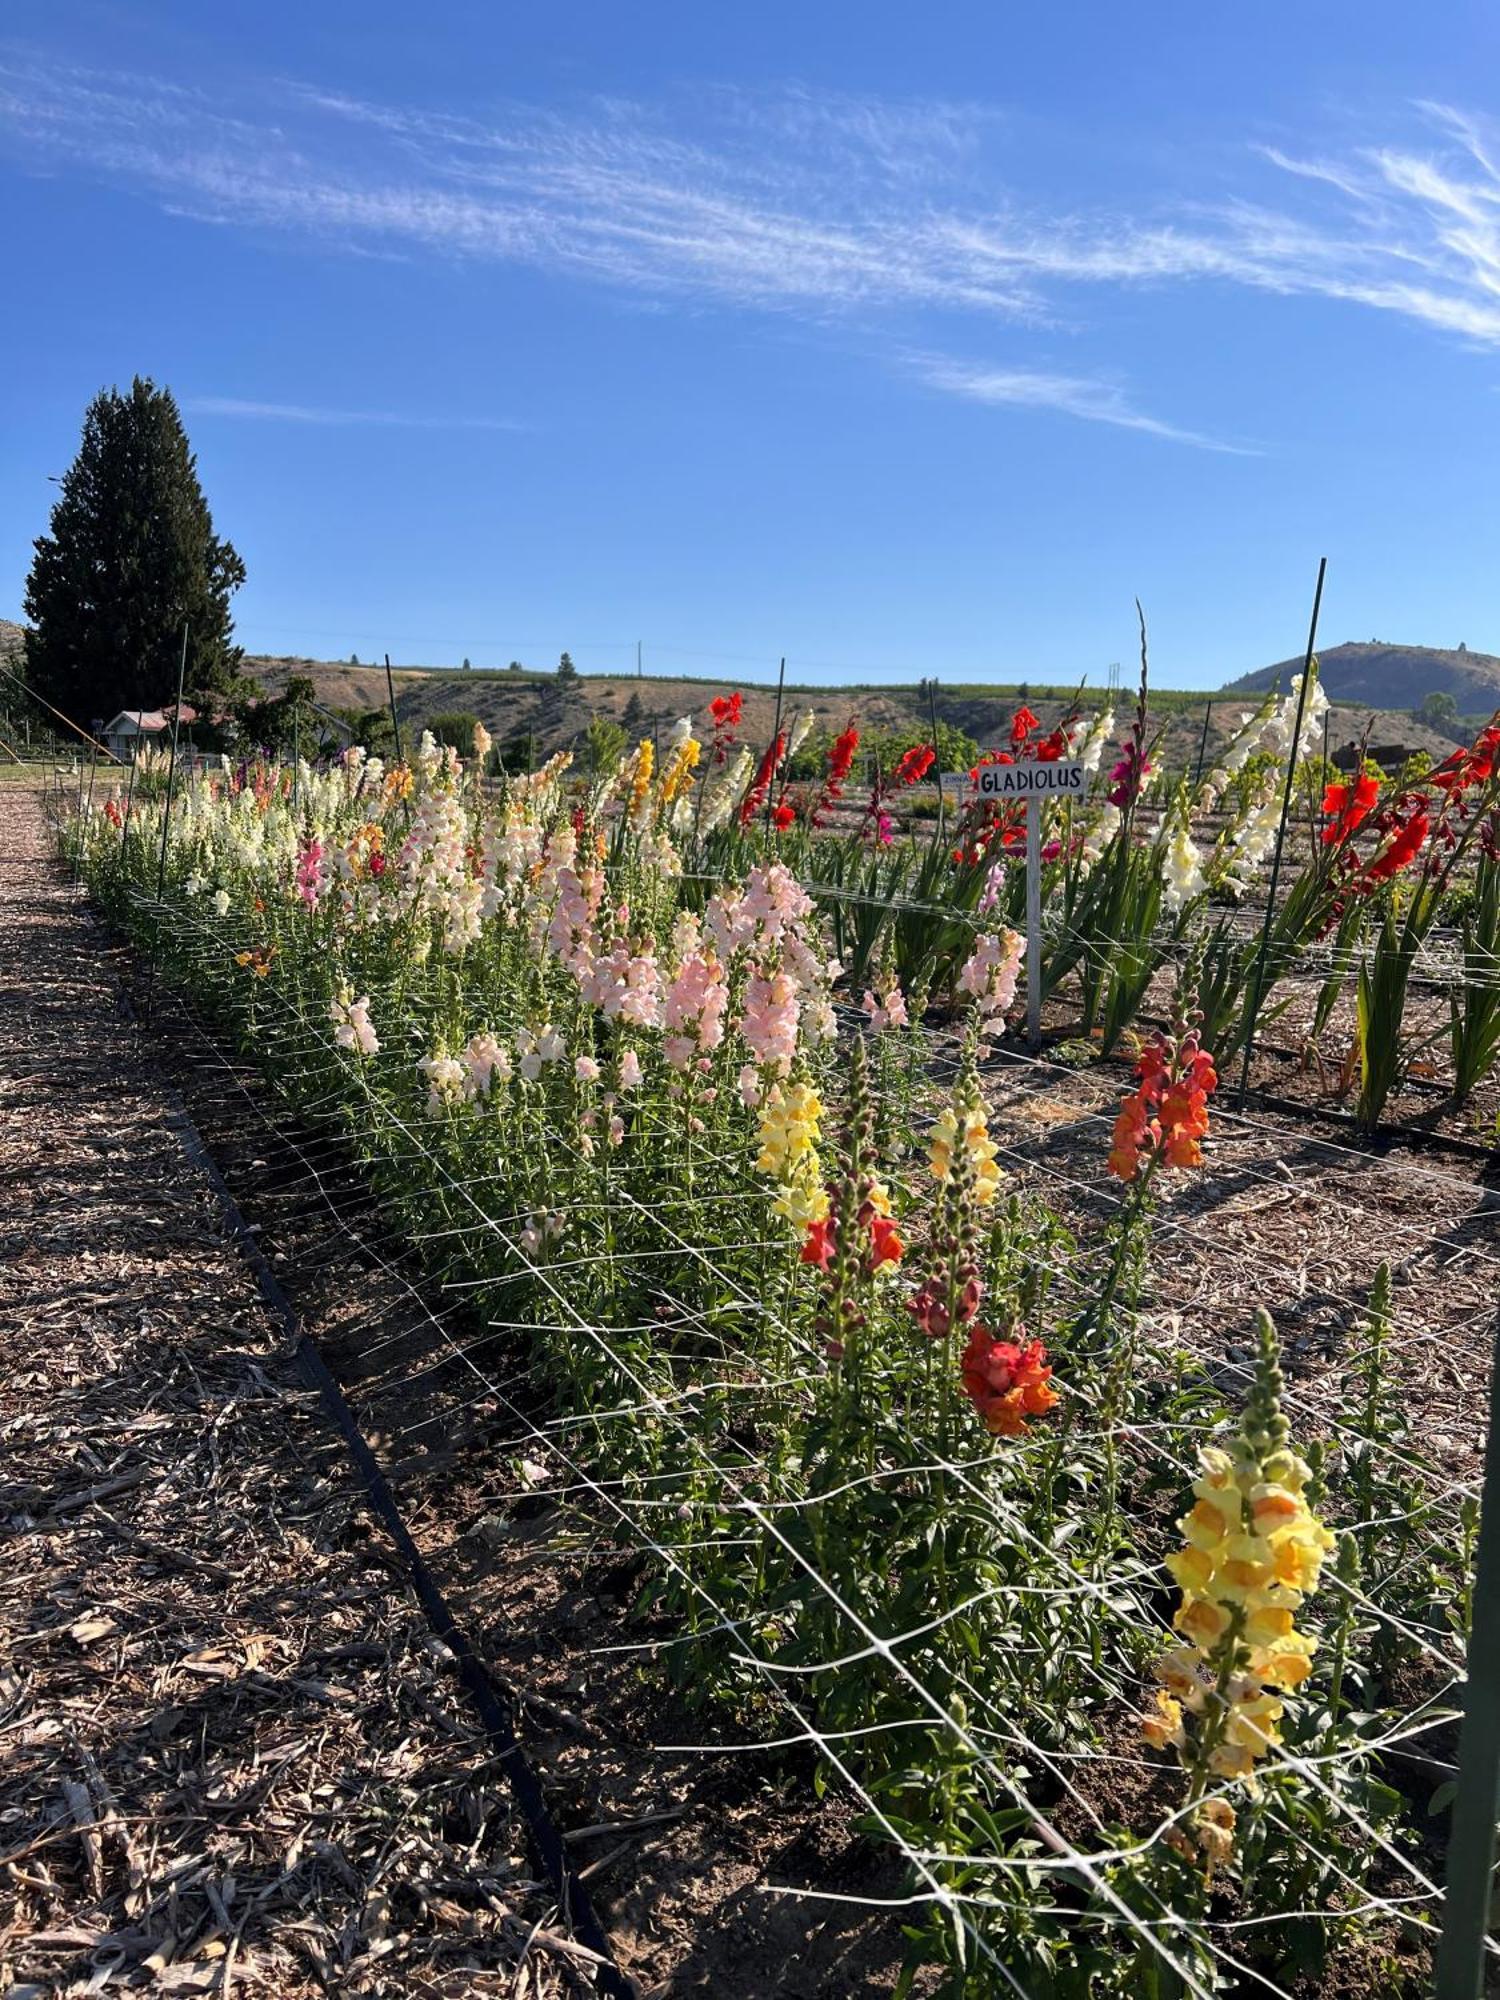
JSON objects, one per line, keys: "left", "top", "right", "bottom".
{"left": 384, "top": 653, "right": 403, "bottom": 763}
{"left": 927, "top": 675, "right": 946, "bottom": 842}
{"left": 144, "top": 623, "right": 190, "bottom": 1024}
{"left": 764, "top": 655, "right": 786, "bottom": 831}
{"left": 1234, "top": 557, "right": 1327, "bottom": 1108}
{"left": 1433, "top": 1310, "right": 1500, "bottom": 2000}
{"left": 1193, "top": 701, "right": 1214, "bottom": 789}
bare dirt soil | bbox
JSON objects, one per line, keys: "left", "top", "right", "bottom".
{"left": 0, "top": 787, "right": 583, "bottom": 1998}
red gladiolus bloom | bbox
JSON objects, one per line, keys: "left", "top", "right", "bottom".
{"left": 740, "top": 732, "right": 787, "bottom": 826}
{"left": 894, "top": 744, "right": 936, "bottom": 787}
{"left": 1432, "top": 724, "right": 1499, "bottom": 795}
{"left": 772, "top": 801, "right": 796, "bottom": 831}
{"left": 961, "top": 1328, "right": 1059, "bottom": 1437}
{"left": 1321, "top": 774, "right": 1378, "bottom": 847}
{"left": 827, "top": 726, "right": 860, "bottom": 784}
{"left": 710, "top": 692, "right": 743, "bottom": 729}
{"left": 1035, "top": 729, "right": 1068, "bottom": 762}
{"left": 1366, "top": 808, "right": 1428, "bottom": 882}
{"left": 104, "top": 798, "right": 123, "bottom": 829}
{"left": 1010, "top": 706, "right": 1040, "bottom": 747}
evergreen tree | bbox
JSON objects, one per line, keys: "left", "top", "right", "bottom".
{"left": 557, "top": 651, "right": 578, "bottom": 681}
{"left": 25, "top": 378, "right": 244, "bottom": 723}
{"left": 622, "top": 689, "right": 645, "bottom": 730}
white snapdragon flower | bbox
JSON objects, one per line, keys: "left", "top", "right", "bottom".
{"left": 417, "top": 1051, "right": 466, "bottom": 1116}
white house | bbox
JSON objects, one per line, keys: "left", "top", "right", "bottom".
{"left": 101, "top": 705, "right": 198, "bottom": 762}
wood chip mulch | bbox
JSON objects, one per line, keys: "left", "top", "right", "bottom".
{"left": 0, "top": 786, "right": 587, "bottom": 1998}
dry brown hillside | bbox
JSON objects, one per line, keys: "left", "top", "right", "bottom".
{"left": 247, "top": 652, "right": 1466, "bottom": 772}
{"left": 1229, "top": 638, "right": 1500, "bottom": 713}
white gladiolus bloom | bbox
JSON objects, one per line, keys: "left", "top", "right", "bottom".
{"left": 1077, "top": 707, "right": 1115, "bottom": 775}
{"left": 1161, "top": 822, "right": 1207, "bottom": 913}
{"left": 786, "top": 708, "right": 816, "bottom": 759}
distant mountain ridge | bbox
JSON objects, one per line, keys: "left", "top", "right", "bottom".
{"left": 1225, "top": 640, "right": 1500, "bottom": 713}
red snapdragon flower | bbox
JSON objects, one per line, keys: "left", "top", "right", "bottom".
{"left": 801, "top": 1217, "right": 834, "bottom": 1268}
{"left": 867, "top": 1213, "right": 905, "bottom": 1272}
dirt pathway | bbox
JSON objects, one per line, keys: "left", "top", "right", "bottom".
{"left": 0, "top": 784, "right": 579, "bottom": 1998}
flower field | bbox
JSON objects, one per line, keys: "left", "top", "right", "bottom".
{"left": 65, "top": 672, "right": 1500, "bottom": 1997}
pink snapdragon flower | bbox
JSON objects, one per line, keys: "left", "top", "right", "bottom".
{"left": 296, "top": 838, "right": 329, "bottom": 909}
{"left": 739, "top": 969, "right": 800, "bottom": 1073}
{"left": 958, "top": 930, "right": 1026, "bottom": 1038}
{"left": 862, "top": 982, "right": 910, "bottom": 1031}
{"left": 663, "top": 951, "right": 730, "bottom": 1070}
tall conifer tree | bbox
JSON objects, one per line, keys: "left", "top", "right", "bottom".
{"left": 24, "top": 378, "right": 245, "bottom": 721}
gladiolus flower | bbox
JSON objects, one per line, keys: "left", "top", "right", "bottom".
{"left": 828, "top": 726, "right": 860, "bottom": 784}
{"left": 1365, "top": 807, "right": 1428, "bottom": 882}
{"left": 1320, "top": 773, "right": 1378, "bottom": 847}
{"left": 772, "top": 801, "right": 796, "bottom": 831}
{"left": 893, "top": 743, "right": 935, "bottom": 786}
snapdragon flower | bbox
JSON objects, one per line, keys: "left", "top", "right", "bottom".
{"left": 1143, "top": 1312, "right": 1334, "bottom": 1873}
{"left": 956, "top": 930, "right": 1025, "bottom": 1038}
{"left": 329, "top": 988, "right": 381, "bottom": 1057}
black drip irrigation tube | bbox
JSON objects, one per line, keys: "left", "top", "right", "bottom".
{"left": 163, "top": 1098, "right": 638, "bottom": 2000}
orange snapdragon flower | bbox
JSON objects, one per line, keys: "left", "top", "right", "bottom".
{"left": 1108, "top": 1030, "right": 1216, "bottom": 1182}
{"left": 960, "top": 1327, "right": 1059, "bottom": 1437}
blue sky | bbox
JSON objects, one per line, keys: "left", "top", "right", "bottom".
{"left": 3, "top": 3, "right": 1500, "bottom": 690}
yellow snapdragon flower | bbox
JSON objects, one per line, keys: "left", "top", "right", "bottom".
{"left": 1143, "top": 1311, "right": 1334, "bottom": 1871}
{"left": 928, "top": 1097, "right": 1002, "bottom": 1206}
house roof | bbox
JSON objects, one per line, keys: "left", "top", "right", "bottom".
{"left": 104, "top": 704, "right": 200, "bottom": 734}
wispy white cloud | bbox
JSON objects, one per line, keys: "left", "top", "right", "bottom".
{"left": 911, "top": 357, "right": 1259, "bottom": 454}
{"left": 5, "top": 58, "right": 1500, "bottom": 447}
{"left": 184, "top": 395, "right": 524, "bottom": 430}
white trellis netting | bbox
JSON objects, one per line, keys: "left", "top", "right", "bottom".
{"left": 58, "top": 749, "right": 1498, "bottom": 1999}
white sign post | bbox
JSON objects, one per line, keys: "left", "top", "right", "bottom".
{"left": 973, "top": 760, "right": 1087, "bottom": 1048}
